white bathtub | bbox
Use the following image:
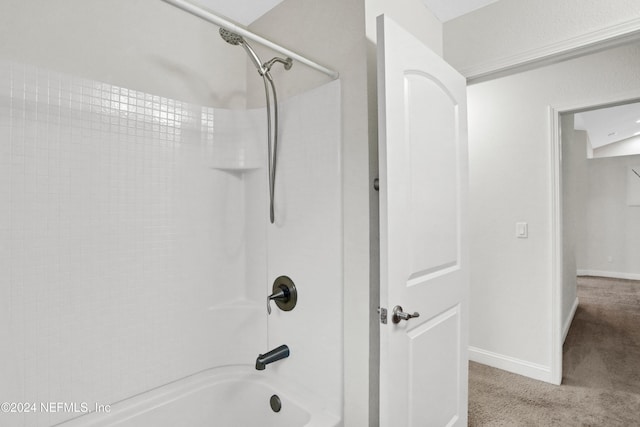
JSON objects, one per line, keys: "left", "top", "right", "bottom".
{"left": 59, "top": 367, "right": 341, "bottom": 427}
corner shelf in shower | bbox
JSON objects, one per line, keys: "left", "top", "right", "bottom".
{"left": 209, "top": 165, "right": 261, "bottom": 172}
{"left": 207, "top": 137, "right": 263, "bottom": 171}
{"left": 209, "top": 156, "right": 262, "bottom": 171}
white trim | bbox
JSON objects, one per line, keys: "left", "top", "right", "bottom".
{"left": 577, "top": 270, "right": 640, "bottom": 281}
{"left": 562, "top": 297, "right": 579, "bottom": 344}
{"left": 469, "top": 346, "right": 553, "bottom": 383}
{"left": 160, "top": 0, "right": 339, "bottom": 79}
{"left": 463, "top": 17, "right": 640, "bottom": 82}
{"left": 548, "top": 106, "right": 563, "bottom": 385}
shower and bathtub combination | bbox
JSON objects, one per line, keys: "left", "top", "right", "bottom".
{"left": 0, "top": 1, "right": 342, "bottom": 426}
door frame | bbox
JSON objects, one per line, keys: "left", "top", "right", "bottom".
{"left": 548, "top": 88, "right": 640, "bottom": 384}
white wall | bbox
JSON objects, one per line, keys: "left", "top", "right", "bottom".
{"left": 365, "top": 0, "right": 443, "bottom": 55}
{"left": 247, "top": 0, "right": 363, "bottom": 106}
{"left": 465, "top": 41, "right": 640, "bottom": 381}
{"left": 0, "top": 0, "right": 247, "bottom": 108}
{"left": 578, "top": 154, "right": 640, "bottom": 279}
{"left": 444, "top": 0, "right": 640, "bottom": 76}
{"left": 560, "top": 118, "right": 588, "bottom": 338}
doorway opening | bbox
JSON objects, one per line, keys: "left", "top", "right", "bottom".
{"left": 550, "top": 95, "right": 640, "bottom": 384}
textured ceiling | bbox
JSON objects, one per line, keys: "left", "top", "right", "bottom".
{"left": 192, "top": 0, "right": 284, "bottom": 25}
{"left": 191, "top": 0, "right": 499, "bottom": 26}
{"left": 575, "top": 102, "right": 640, "bottom": 149}
{"left": 420, "top": 0, "right": 499, "bottom": 22}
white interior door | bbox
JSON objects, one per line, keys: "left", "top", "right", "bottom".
{"left": 377, "top": 14, "right": 469, "bottom": 427}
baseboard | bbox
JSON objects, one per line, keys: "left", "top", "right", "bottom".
{"left": 469, "top": 346, "right": 552, "bottom": 383}
{"left": 577, "top": 270, "right": 640, "bottom": 281}
{"left": 562, "top": 297, "right": 579, "bottom": 343}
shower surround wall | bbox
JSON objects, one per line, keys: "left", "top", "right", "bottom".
{"left": 0, "top": 61, "right": 342, "bottom": 426}
{"left": 238, "top": 79, "right": 343, "bottom": 420}
{"left": 265, "top": 80, "right": 343, "bottom": 415}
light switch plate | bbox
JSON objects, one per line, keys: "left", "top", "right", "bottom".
{"left": 516, "top": 222, "right": 528, "bottom": 238}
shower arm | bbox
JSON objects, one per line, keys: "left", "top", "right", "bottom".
{"left": 264, "top": 57, "right": 293, "bottom": 72}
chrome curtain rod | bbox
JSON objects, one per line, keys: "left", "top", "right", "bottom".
{"left": 161, "top": 0, "right": 339, "bottom": 80}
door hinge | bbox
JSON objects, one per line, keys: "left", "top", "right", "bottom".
{"left": 378, "top": 306, "right": 387, "bottom": 324}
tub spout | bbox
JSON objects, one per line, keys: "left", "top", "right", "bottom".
{"left": 256, "top": 344, "right": 289, "bottom": 370}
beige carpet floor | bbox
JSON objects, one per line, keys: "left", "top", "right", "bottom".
{"left": 468, "top": 276, "right": 640, "bottom": 426}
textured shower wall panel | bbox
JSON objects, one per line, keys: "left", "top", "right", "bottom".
{"left": 0, "top": 62, "right": 261, "bottom": 427}
{"left": 266, "top": 80, "right": 343, "bottom": 418}
{"left": 235, "top": 108, "right": 270, "bottom": 324}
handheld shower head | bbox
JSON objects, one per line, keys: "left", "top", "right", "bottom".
{"left": 219, "top": 28, "right": 243, "bottom": 46}
{"left": 218, "top": 27, "right": 293, "bottom": 225}
{"left": 219, "top": 27, "right": 265, "bottom": 75}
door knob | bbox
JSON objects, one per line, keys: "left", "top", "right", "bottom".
{"left": 392, "top": 305, "right": 420, "bottom": 324}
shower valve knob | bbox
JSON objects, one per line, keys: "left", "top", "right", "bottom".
{"left": 267, "top": 276, "right": 297, "bottom": 315}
